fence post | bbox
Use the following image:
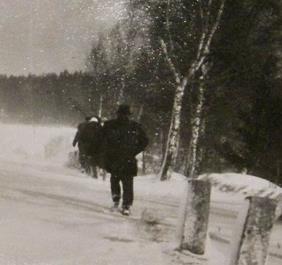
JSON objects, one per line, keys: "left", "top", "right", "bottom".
{"left": 142, "top": 152, "right": 146, "bottom": 174}
{"left": 176, "top": 179, "right": 211, "bottom": 255}
{"left": 229, "top": 196, "right": 277, "bottom": 265}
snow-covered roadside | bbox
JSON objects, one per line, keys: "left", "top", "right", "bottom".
{"left": 1, "top": 122, "right": 280, "bottom": 206}
{"left": 0, "top": 123, "right": 172, "bottom": 264}
{"left": 200, "top": 173, "right": 282, "bottom": 224}
{"left": 0, "top": 123, "right": 75, "bottom": 164}
{"left": 1, "top": 157, "right": 281, "bottom": 265}
{"left": 0, "top": 161, "right": 169, "bottom": 265}
{"left": 0, "top": 123, "right": 281, "bottom": 265}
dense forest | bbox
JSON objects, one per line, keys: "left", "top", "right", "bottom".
{"left": 0, "top": 0, "right": 281, "bottom": 184}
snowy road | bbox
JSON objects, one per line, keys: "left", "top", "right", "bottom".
{"left": 0, "top": 158, "right": 281, "bottom": 265}
{"left": 0, "top": 123, "right": 281, "bottom": 265}
{"left": 0, "top": 159, "right": 170, "bottom": 265}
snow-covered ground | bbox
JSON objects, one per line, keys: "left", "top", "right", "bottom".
{"left": 0, "top": 123, "right": 281, "bottom": 265}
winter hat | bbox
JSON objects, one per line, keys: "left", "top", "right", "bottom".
{"left": 117, "top": 104, "right": 132, "bottom": 115}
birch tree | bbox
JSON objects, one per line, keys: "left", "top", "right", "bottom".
{"left": 158, "top": 0, "right": 226, "bottom": 180}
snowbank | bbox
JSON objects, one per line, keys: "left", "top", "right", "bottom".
{"left": 0, "top": 123, "right": 75, "bottom": 164}
{"left": 135, "top": 173, "right": 282, "bottom": 219}
{"left": 0, "top": 123, "right": 280, "bottom": 214}
{"left": 199, "top": 173, "right": 282, "bottom": 218}
{"left": 0, "top": 123, "right": 281, "bottom": 264}
{"left": 200, "top": 173, "right": 282, "bottom": 199}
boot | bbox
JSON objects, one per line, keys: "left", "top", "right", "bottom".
{"left": 110, "top": 202, "right": 119, "bottom": 212}
{"left": 121, "top": 206, "right": 131, "bottom": 216}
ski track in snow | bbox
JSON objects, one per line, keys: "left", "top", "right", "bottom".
{"left": 0, "top": 123, "right": 281, "bottom": 265}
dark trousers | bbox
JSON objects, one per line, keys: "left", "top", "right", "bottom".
{"left": 110, "top": 175, "right": 134, "bottom": 209}
{"left": 78, "top": 143, "right": 88, "bottom": 170}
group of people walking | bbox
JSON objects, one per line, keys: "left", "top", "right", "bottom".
{"left": 72, "top": 104, "right": 149, "bottom": 216}
{"left": 72, "top": 115, "right": 102, "bottom": 177}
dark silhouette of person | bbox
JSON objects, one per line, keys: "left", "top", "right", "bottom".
{"left": 73, "top": 116, "right": 102, "bottom": 176}
{"left": 85, "top": 116, "right": 103, "bottom": 178}
{"left": 101, "top": 104, "right": 148, "bottom": 215}
{"left": 73, "top": 116, "right": 91, "bottom": 171}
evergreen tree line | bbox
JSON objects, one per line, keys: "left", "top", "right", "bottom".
{"left": 0, "top": 71, "right": 109, "bottom": 125}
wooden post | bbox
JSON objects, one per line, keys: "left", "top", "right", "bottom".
{"left": 91, "top": 166, "right": 98, "bottom": 179}
{"left": 142, "top": 152, "right": 146, "bottom": 175}
{"left": 229, "top": 196, "right": 277, "bottom": 265}
{"left": 176, "top": 179, "right": 211, "bottom": 255}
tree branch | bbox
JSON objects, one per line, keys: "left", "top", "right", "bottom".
{"left": 160, "top": 39, "right": 181, "bottom": 85}
{"left": 165, "top": 0, "right": 174, "bottom": 51}
{"left": 185, "top": 0, "right": 226, "bottom": 80}
{"left": 202, "top": 0, "right": 226, "bottom": 56}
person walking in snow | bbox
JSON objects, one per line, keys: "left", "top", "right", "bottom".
{"left": 101, "top": 104, "right": 148, "bottom": 215}
{"left": 73, "top": 116, "right": 91, "bottom": 171}
{"left": 73, "top": 116, "right": 102, "bottom": 176}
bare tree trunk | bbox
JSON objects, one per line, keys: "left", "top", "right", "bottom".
{"left": 160, "top": 128, "right": 166, "bottom": 161}
{"left": 90, "top": 165, "right": 98, "bottom": 179}
{"left": 117, "top": 79, "right": 125, "bottom": 105}
{"left": 98, "top": 94, "right": 103, "bottom": 118}
{"left": 195, "top": 116, "right": 206, "bottom": 174}
{"left": 159, "top": 81, "right": 186, "bottom": 180}
{"left": 159, "top": 119, "right": 174, "bottom": 180}
{"left": 185, "top": 78, "right": 205, "bottom": 178}
{"left": 142, "top": 151, "right": 146, "bottom": 175}
{"left": 184, "top": 140, "right": 193, "bottom": 175}
{"left": 137, "top": 104, "right": 144, "bottom": 121}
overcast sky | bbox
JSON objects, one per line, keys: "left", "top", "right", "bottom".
{"left": 0, "top": 0, "right": 123, "bottom": 76}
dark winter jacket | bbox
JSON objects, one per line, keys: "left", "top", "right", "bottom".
{"left": 72, "top": 121, "right": 88, "bottom": 147}
{"left": 100, "top": 116, "right": 148, "bottom": 177}
{"left": 73, "top": 121, "right": 102, "bottom": 158}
